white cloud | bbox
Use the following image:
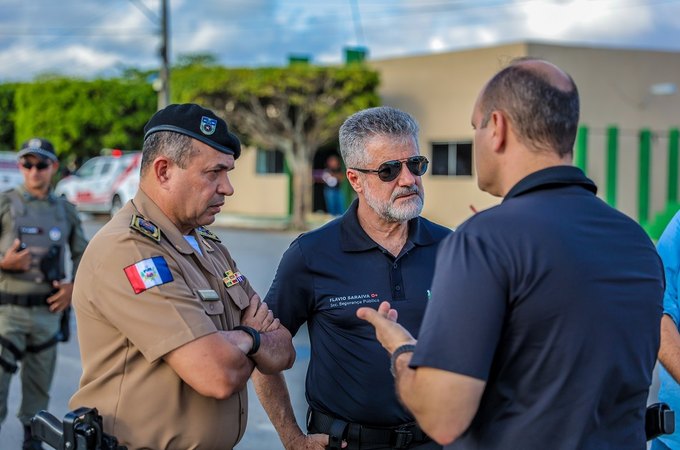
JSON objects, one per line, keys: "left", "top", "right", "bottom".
{"left": 0, "top": 43, "right": 119, "bottom": 79}
{"left": 0, "top": 0, "right": 678, "bottom": 81}
{"left": 518, "top": 0, "right": 653, "bottom": 40}
{"left": 57, "top": 45, "right": 121, "bottom": 72}
{"left": 429, "top": 37, "right": 446, "bottom": 52}
{"left": 181, "top": 23, "right": 225, "bottom": 53}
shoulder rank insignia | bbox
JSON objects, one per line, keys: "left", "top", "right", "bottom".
{"left": 223, "top": 270, "right": 244, "bottom": 288}
{"left": 130, "top": 214, "right": 161, "bottom": 242}
{"left": 197, "top": 226, "right": 221, "bottom": 242}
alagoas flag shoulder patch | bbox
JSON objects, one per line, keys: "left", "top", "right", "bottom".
{"left": 124, "top": 256, "right": 174, "bottom": 294}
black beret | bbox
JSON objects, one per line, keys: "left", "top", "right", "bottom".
{"left": 18, "top": 137, "right": 58, "bottom": 162}
{"left": 143, "top": 103, "right": 241, "bottom": 159}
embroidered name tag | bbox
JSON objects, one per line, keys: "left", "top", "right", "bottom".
{"left": 19, "top": 226, "right": 41, "bottom": 235}
{"left": 197, "top": 289, "right": 219, "bottom": 301}
{"left": 124, "top": 256, "right": 174, "bottom": 294}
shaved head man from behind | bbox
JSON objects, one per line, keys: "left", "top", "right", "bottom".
{"left": 69, "top": 104, "right": 295, "bottom": 449}
{"left": 358, "top": 59, "right": 665, "bottom": 449}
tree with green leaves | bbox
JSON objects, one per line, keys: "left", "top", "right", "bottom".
{"left": 0, "top": 83, "right": 19, "bottom": 149}
{"left": 13, "top": 78, "right": 156, "bottom": 161}
{"left": 173, "top": 63, "right": 380, "bottom": 229}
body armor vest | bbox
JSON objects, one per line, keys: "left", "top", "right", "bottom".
{"left": 0, "top": 190, "right": 69, "bottom": 285}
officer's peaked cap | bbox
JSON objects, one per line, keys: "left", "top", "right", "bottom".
{"left": 143, "top": 103, "right": 241, "bottom": 159}
{"left": 18, "top": 138, "right": 58, "bottom": 162}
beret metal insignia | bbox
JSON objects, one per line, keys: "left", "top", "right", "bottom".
{"left": 130, "top": 214, "right": 161, "bottom": 242}
{"left": 200, "top": 116, "right": 217, "bottom": 136}
{"left": 197, "top": 226, "right": 221, "bottom": 242}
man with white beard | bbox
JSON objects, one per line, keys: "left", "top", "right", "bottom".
{"left": 253, "top": 106, "right": 451, "bottom": 450}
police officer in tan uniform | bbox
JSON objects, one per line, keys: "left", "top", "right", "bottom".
{"left": 0, "top": 138, "right": 88, "bottom": 450}
{"left": 69, "top": 104, "right": 295, "bottom": 450}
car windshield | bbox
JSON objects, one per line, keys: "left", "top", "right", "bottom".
{"left": 76, "top": 159, "right": 98, "bottom": 178}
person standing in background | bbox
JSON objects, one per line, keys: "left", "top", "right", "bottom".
{"left": 322, "top": 154, "right": 346, "bottom": 216}
{"left": 0, "top": 138, "right": 87, "bottom": 450}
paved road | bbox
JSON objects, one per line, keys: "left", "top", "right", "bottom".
{"left": 1, "top": 216, "right": 308, "bottom": 449}
{"left": 0, "top": 215, "right": 663, "bottom": 449}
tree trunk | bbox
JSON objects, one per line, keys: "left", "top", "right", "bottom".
{"left": 290, "top": 155, "right": 312, "bottom": 230}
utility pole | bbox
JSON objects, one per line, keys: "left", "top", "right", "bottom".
{"left": 127, "top": 0, "right": 170, "bottom": 110}
{"left": 158, "top": 0, "right": 170, "bottom": 110}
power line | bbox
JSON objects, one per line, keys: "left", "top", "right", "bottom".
{"left": 0, "top": 28, "right": 157, "bottom": 37}
{"left": 2, "top": 0, "right": 678, "bottom": 39}
{"left": 127, "top": 0, "right": 159, "bottom": 23}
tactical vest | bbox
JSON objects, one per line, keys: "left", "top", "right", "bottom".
{"left": 0, "top": 190, "right": 69, "bottom": 285}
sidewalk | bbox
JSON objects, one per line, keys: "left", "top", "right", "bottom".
{"left": 213, "top": 211, "right": 334, "bottom": 231}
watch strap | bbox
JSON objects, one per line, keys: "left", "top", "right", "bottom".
{"left": 390, "top": 343, "right": 416, "bottom": 377}
{"left": 234, "top": 325, "right": 261, "bottom": 356}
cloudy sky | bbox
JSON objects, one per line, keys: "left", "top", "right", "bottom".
{"left": 1, "top": 0, "right": 679, "bottom": 82}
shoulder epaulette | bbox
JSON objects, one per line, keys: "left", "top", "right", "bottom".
{"left": 196, "top": 226, "right": 221, "bottom": 242}
{"left": 130, "top": 214, "right": 161, "bottom": 242}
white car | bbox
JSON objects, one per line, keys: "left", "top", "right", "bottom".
{"left": 0, "top": 151, "right": 24, "bottom": 191}
{"left": 55, "top": 152, "right": 141, "bottom": 217}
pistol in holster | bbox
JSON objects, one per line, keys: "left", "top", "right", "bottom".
{"left": 31, "top": 407, "right": 127, "bottom": 450}
{"left": 40, "top": 245, "right": 70, "bottom": 342}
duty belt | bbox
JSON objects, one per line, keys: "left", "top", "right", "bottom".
{"left": 0, "top": 292, "right": 49, "bottom": 307}
{"left": 308, "top": 408, "right": 431, "bottom": 450}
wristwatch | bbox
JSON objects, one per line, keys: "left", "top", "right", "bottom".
{"left": 234, "top": 325, "right": 261, "bottom": 356}
{"left": 390, "top": 344, "right": 416, "bottom": 377}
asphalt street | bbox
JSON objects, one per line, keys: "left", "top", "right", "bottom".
{"left": 0, "top": 215, "right": 663, "bottom": 449}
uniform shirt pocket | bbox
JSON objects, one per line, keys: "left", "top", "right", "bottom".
{"left": 226, "top": 285, "right": 250, "bottom": 310}
{"left": 200, "top": 299, "right": 225, "bottom": 316}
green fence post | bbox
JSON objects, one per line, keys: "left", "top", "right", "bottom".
{"left": 669, "top": 128, "right": 680, "bottom": 204}
{"left": 574, "top": 125, "right": 588, "bottom": 172}
{"left": 639, "top": 129, "right": 652, "bottom": 225}
{"left": 606, "top": 126, "right": 618, "bottom": 208}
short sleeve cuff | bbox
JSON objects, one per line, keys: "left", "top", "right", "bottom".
{"left": 144, "top": 322, "right": 217, "bottom": 362}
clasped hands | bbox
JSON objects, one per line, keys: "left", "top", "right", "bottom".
{"left": 233, "top": 294, "right": 279, "bottom": 354}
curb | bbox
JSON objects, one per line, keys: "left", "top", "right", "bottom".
{"left": 213, "top": 213, "right": 334, "bottom": 232}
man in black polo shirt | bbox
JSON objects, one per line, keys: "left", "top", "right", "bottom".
{"left": 358, "top": 59, "right": 665, "bottom": 450}
{"left": 253, "top": 106, "right": 450, "bottom": 450}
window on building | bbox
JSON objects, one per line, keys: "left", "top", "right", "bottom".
{"left": 256, "top": 149, "right": 285, "bottom": 174}
{"left": 431, "top": 142, "right": 473, "bottom": 176}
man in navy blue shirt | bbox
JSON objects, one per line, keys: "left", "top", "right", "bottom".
{"left": 253, "top": 106, "right": 450, "bottom": 450}
{"left": 359, "top": 59, "right": 664, "bottom": 450}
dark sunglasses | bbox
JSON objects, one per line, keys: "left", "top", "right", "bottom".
{"left": 350, "top": 156, "right": 429, "bottom": 182}
{"left": 21, "top": 161, "right": 51, "bottom": 171}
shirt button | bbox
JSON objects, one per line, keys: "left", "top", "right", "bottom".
{"left": 393, "top": 263, "right": 398, "bottom": 269}
{"left": 395, "top": 285, "right": 401, "bottom": 291}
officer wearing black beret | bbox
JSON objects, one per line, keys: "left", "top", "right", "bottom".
{"left": 69, "top": 103, "right": 295, "bottom": 449}
{"left": 143, "top": 103, "right": 241, "bottom": 159}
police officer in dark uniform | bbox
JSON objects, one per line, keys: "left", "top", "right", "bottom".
{"left": 0, "top": 138, "right": 88, "bottom": 450}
